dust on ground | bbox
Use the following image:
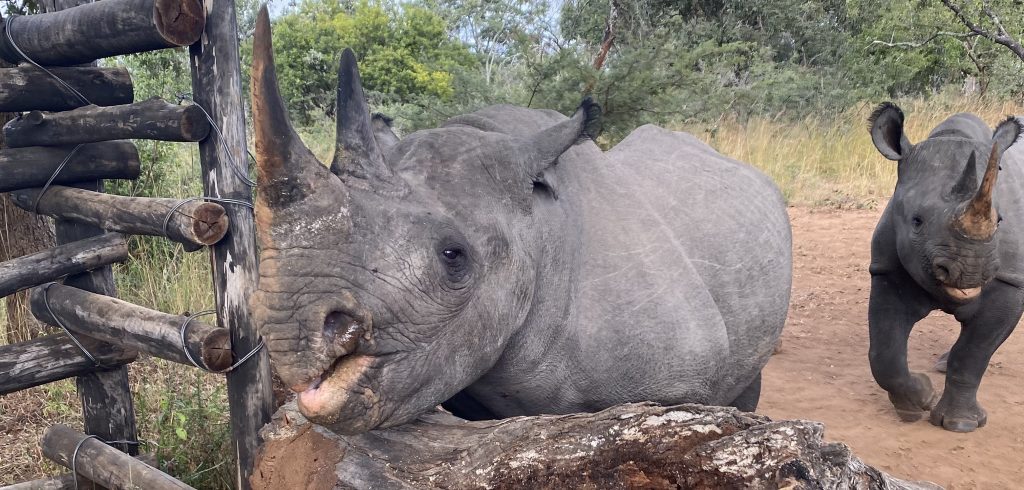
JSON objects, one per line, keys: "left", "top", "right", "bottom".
{"left": 761, "top": 206, "right": 1024, "bottom": 490}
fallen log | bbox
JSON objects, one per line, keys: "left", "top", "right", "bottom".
{"left": 0, "top": 66, "right": 132, "bottom": 112}
{"left": 0, "top": 141, "right": 140, "bottom": 193}
{"left": 42, "top": 425, "right": 193, "bottom": 490}
{"left": 254, "top": 402, "right": 942, "bottom": 490}
{"left": 0, "top": 333, "right": 136, "bottom": 395}
{"left": 30, "top": 283, "right": 231, "bottom": 371}
{"left": 0, "top": 0, "right": 204, "bottom": 66}
{"left": 0, "top": 454, "right": 158, "bottom": 490}
{"left": 11, "top": 187, "right": 228, "bottom": 251}
{"left": 3, "top": 98, "right": 211, "bottom": 147}
{"left": 0, "top": 233, "right": 128, "bottom": 298}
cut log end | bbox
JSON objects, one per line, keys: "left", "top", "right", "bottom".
{"left": 180, "top": 104, "right": 212, "bottom": 141}
{"left": 154, "top": 0, "right": 206, "bottom": 46}
{"left": 189, "top": 202, "right": 229, "bottom": 245}
{"left": 200, "top": 328, "right": 232, "bottom": 372}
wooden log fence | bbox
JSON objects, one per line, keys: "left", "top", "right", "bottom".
{"left": 0, "top": 0, "right": 205, "bottom": 66}
{"left": 0, "top": 333, "right": 136, "bottom": 395}
{"left": 0, "top": 455, "right": 158, "bottom": 490}
{"left": 0, "top": 141, "right": 141, "bottom": 192}
{"left": 10, "top": 187, "right": 229, "bottom": 251}
{"left": 0, "top": 66, "right": 132, "bottom": 112}
{"left": 30, "top": 283, "right": 232, "bottom": 372}
{"left": 0, "top": 0, "right": 271, "bottom": 487}
{"left": 0, "top": 233, "right": 127, "bottom": 298}
{"left": 3, "top": 98, "right": 212, "bottom": 147}
{"left": 42, "top": 425, "right": 194, "bottom": 490}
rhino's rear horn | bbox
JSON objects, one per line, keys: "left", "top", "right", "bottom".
{"left": 331, "top": 49, "right": 391, "bottom": 181}
{"left": 956, "top": 142, "right": 1001, "bottom": 240}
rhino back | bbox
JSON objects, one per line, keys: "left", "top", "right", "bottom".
{"left": 569, "top": 124, "right": 791, "bottom": 405}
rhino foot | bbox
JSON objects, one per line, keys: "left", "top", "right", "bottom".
{"left": 929, "top": 392, "right": 987, "bottom": 433}
{"left": 887, "top": 372, "right": 938, "bottom": 422}
{"left": 933, "top": 351, "right": 949, "bottom": 373}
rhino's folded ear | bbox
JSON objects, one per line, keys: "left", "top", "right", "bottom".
{"left": 523, "top": 97, "right": 602, "bottom": 177}
{"left": 869, "top": 102, "right": 913, "bottom": 161}
{"left": 992, "top": 116, "right": 1023, "bottom": 155}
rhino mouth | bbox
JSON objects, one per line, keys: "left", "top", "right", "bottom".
{"left": 942, "top": 285, "right": 982, "bottom": 302}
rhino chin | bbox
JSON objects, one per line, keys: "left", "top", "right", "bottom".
{"left": 296, "top": 354, "right": 382, "bottom": 433}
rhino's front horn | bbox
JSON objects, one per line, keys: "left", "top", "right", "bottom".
{"left": 956, "top": 142, "right": 1001, "bottom": 241}
{"left": 252, "top": 5, "right": 325, "bottom": 209}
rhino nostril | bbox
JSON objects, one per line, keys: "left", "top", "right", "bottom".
{"left": 323, "top": 311, "right": 345, "bottom": 343}
{"left": 934, "top": 263, "right": 951, "bottom": 282}
{"left": 322, "top": 310, "right": 362, "bottom": 353}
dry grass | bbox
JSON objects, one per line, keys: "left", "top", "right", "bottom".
{"left": 678, "top": 96, "right": 1024, "bottom": 208}
{"left": 2, "top": 95, "right": 1023, "bottom": 487}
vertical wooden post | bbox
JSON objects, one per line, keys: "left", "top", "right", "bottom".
{"left": 188, "top": 1, "right": 272, "bottom": 487}
{"left": 43, "top": 0, "right": 139, "bottom": 457}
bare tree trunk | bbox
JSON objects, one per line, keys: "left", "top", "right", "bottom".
{"left": 0, "top": 58, "right": 55, "bottom": 345}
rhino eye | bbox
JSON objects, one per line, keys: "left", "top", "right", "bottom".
{"left": 911, "top": 216, "right": 924, "bottom": 228}
{"left": 438, "top": 243, "right": 471, "bottom": 283}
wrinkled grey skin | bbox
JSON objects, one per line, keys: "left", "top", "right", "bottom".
{"left": 249, "top": 8, "right": 791, "bottom": 434}
{"left": 867, "top": 102, "right": 1024, "bottom": 432}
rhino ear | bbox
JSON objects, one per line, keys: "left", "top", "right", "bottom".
{"left": 869, "top": 102, "right": 913, "bottom": 161}
{"left": 523, "top": 97, "right": 601, "bottom": 178}
{"left": 993, "top": 116, "right": 1022, "bottom": 154}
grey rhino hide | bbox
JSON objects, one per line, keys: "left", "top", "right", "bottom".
{"left": 867, "top": 101, "right": 1024, "bottom": 432}
{"left": 249, "top": 6, "right": 792, "bottom": 434}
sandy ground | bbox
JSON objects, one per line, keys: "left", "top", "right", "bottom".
{"left": 760, "top": 206, "right": 1024, "bottom": 489}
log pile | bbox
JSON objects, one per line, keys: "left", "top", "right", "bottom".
{"left": 253, "top": 402, "right": 942, "bottom": 490}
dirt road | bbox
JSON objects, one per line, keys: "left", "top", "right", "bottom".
{"left": 761, "top": 206, "right": 1024, "bottom": 489}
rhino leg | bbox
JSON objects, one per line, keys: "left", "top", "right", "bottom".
{"left": 930, "top": 281, "right": 1024, "bottom": 432}
{"left": 729, "top": 371, "right": 762, "bottom": 412}
{"left": 868, "top": 272, "right": 936, "bottom": 422}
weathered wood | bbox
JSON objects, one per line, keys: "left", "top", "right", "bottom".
{"left": 4, "top": 98, "right": 210, "bottom": 148}
{"left": 0, "top": 66, "right": 132, "bottom": 112}
{"left": 0, "top": 0, "right": 204, "bottom": 66}
{"left": 30, "top": 283, "right": 232, "bottom": 372}
{"left": 11, "top": 187, "right": 228, "bottom": 251}
{"left": 0, "top": 232, "right": 127, "bottom": 298}
{"left": 190, "top": 1, "right": 272, "bottom": 486}
{"left": 254, "top": 402, "right": 943, "bottom": 490}
{"left": 0, "top": 333, "right": 136, "bottom": 395}
{"left": 0, "top": 454, "right": 158, "bottom": 490}
{"left": 0, "top": 141, "right": 140, "bottom": 193}
{"left": 42, "top": 425, "right": 193, "bottom": 490}
{"left": 39, "top": 0, "right": 140, "bottom": 459}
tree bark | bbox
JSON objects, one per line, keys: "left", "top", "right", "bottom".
{"left": 30, "top": 283, "right": 232, "bottom": 371}
{"left": 254, "top": 402, "right": 942, "bottom": 490}
{"left": 0, "top": 141, "right": 140, "bottom": 193}
{"left": 42, "top": 425, "right": 194, "bottom": 490}
{"left": 3, "top": 98, "right": 211, "bottom": 147}
{"left": 0, "top": 66, "right": 133, "bottom": 112}
{"left": 0, "top": 232, "right": 127, "bottom": 298}
{"left": 11, "top": 186, "right": 229, "bottom": 251}
{"left": 0, "top": 0, "right": 204, "bottom": 66}
{"left": 190, "top": 0, "right": 272, "bottom": 486}
{"left": 0, "top": 333, "right": 136, "bottom": 395}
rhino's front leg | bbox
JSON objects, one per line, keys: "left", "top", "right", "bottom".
{"left": 868, "top": 272, "right": 936, "bottom": 422}
{"left": 930, "top": 281, "right": 1024, "bottom": 432}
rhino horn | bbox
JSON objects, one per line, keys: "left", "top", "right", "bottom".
{"left": 331, "top": 49, "right": 394, "bottom": 184}
{"left": 251, "top": 5, "right": 325, "bottom": 209}
{"left": 524, "top": 97, "right": 601, "bottom": 176}
{"left": 956, "top": 142, "right": 1001, "bottom": 240}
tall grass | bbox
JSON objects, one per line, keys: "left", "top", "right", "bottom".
{"left": 678, "top": 96, "right": 1024, "bottom": 208}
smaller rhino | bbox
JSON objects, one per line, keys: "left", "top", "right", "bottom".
{"left": 868, "top": 103, "right": 1023, "bottom": 432}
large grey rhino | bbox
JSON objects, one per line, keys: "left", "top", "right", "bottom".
{"left": 249, "top": 8, "right": 791, "bottom": 434}
{"left": 868, "top": 103, "right": 1023, "bottom": 432}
